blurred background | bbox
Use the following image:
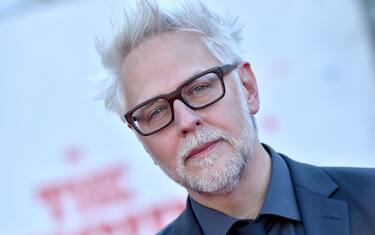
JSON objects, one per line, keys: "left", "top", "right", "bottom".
{"left": 0, "top": 0, "right": 374, "bottom": 234}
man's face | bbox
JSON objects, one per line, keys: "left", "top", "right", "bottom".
{"left": 121, "top": 32, "right": 260, "bottom": 195}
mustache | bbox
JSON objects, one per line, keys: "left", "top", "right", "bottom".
{"left": 177, "top": 128, "right": 232, "bottom": 161}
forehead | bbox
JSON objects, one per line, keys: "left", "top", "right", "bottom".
{"left": 121, "top": 32, "right": 220, "bottom": 111}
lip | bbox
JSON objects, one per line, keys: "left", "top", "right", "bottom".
{"left": 185, "top": 140, "right": 220, "bottom": 161}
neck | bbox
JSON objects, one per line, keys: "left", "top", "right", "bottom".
{"left": 188, "top": 140, "right": 271, "bottom": 220}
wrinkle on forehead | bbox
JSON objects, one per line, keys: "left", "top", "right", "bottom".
{"left": 120, "top": 31, "right": 220, "bottom": 111}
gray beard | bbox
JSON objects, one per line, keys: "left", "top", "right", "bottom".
{"left": 156, "top": 118, "right": 255, "bottom": 196}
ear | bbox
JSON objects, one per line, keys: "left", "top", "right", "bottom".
{"left": 237, "top": 62, "right": 260, "bottom": 115}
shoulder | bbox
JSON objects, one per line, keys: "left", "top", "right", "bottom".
{"left": 281, "top": 152, "right": 375, "bottom": 192}
{"left": 322, "top": 166, "right": 375, "bottom": 195}
{"left": 322, "top": 166, "right": 375, "bottom": 179}
{"left": 281, "top": 153, "right": 375, "bottom": 200}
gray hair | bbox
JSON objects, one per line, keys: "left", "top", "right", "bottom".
{"left": 96, "top": 0, "right": 245, "bottom": 118}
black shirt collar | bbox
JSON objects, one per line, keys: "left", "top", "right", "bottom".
{"left": 260, "top": 144, "right": 301, "bottom": 221}
{"left": 190, "top": 199, "right": 236, "bottom": 235}
{"left": 190, "top": 144, "right": 301, "bottom": 235}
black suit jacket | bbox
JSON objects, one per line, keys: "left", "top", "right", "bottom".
{"left": 158, "top": 151, "right": 375, "bottom": 235}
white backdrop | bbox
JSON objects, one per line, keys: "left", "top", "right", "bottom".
{"left": 0, "top": 0, "right": 374, "bottom": 234}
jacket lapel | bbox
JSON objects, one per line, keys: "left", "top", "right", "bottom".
{"left": 282, "top": 154, "right": 350, "bottom": 235}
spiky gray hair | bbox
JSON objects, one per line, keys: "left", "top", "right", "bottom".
{"left": 96, "top": 0, "right": 245, "bottom": 118}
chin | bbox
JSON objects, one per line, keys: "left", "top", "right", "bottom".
{"left": 195, "top": 177, "right": 241, "bottom": 196}
{"left": 180, "top": 159, "right": 246, "bottom": 196}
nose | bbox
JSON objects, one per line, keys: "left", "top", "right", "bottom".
{"left": 173, "top": 100, "right": 201, "bottom": 136}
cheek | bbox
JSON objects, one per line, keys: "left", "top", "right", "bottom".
{"left": 208, "top": 85, "right": 249, "bottom": 135}
{"left": 141, "top": 133, "right": 179, "bottom": 167}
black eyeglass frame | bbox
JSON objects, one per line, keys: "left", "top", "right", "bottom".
{"left": 124, "top": 63, "right": 238, "bottom": 136}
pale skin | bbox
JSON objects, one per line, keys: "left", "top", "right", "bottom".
{"left": 121, "top": 32, "right": 271, "bottom": 220}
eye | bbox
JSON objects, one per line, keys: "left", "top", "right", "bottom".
{"left": 188, "top": 83, "right": 211, "bottom": 96}
{"left": 147, "top": 105, "right": 168, "bottom": 121}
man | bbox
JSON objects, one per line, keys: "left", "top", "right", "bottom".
{"left": 96, "top": 0, "right": 375, "bottom": 234}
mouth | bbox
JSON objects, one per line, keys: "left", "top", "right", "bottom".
{"left": 185, "top": 139, "right": 221, "bottom": 162}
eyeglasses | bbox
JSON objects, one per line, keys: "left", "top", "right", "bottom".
{"left": 124, "top": 64, "right": 238, "bottom": 136}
